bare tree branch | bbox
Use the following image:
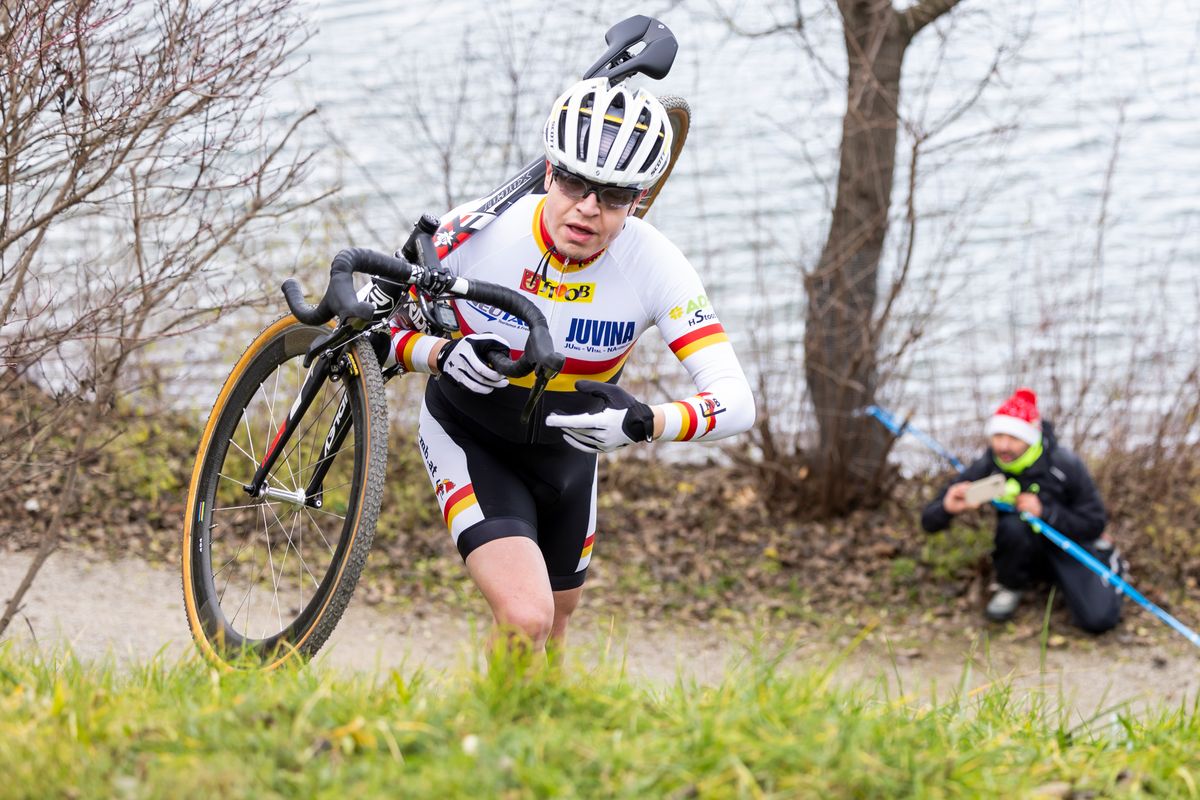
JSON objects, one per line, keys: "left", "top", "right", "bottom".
{"left": 0, "top": 0, "right": 321, "bottom": 637}
{"left": 899, "top": 0, "right": 965, "bottom": 41}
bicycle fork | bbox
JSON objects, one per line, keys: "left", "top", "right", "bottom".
{"left": 245, "top": 350, "right": 356, "bottom": 509}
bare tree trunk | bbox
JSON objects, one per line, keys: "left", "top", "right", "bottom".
{"left": 804, "top": 0, "right": 959, "bottom": 513}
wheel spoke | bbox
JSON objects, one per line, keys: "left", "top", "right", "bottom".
{"left": 306, "top": 505, "right": 347, "bottom": 522}
{"left": 227, "top": 502, "right": 271, "bottom": 633}
{"left": 262, "top": 498, "right": 322, "bottom": 624}
{"left": 211, "top": 500, "right": 282, "bottom": 513}
{"left": 261, "top": 498, "right": 288, "bottom": 637}
{"left": 303, "top": 506, "right": 337, "bottom": 555}
{"left": 286, "top": 512, "right": 322, "bottom": 591}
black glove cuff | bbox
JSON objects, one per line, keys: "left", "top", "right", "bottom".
{"left": 435, "top": 339, "right": 453, "bottom": 375}
{"left": 623, "top": 403, "right": 655, "bottom": 443}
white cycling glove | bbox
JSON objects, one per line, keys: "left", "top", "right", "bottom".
{"left": 545, "top": 380, "right": 655, "bottom": 453}
{"left": 435, "top": 333, "right": 510, "bottom": 394}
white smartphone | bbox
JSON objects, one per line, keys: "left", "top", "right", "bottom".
{"left": 964, "top": 473, "right": 1007, "bottom": 506}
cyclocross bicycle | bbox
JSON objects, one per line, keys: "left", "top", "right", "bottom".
{"left": 181, "top": 15, "right": 691, "bottom": 668}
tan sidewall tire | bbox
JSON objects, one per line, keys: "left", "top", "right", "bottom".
{"left": 181, "top": 317, "right": 387, "bottom": 670}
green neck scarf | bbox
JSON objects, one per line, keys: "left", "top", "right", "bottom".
{"left": 994, "top": 436, "right": 1043, "bottom": 475}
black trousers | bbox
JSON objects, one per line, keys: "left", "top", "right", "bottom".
{"left": 992, "top": 514, "right": 1123, "bottom": 633}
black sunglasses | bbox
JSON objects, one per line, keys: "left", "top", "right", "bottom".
{"left": 551, "top": 167, "right": 641, "bottom": 210}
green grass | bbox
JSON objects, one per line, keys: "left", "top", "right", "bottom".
{"left": 922, "top": 525, "right": 993, "bottom": 582}
{"left": 1, "top": 645, "right": 1198, "bottom": 799}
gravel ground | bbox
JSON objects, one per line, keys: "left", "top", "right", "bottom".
{"left": 3, "top": 548, "right": 1197, "bottom": 722}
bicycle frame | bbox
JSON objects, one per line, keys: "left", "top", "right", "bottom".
{"left": 245, "top": 337, "right": 361, "bottom": 507}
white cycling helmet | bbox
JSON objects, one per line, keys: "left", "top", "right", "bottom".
{"left": 543, "top": 78, "right": 673, "bottom": 189}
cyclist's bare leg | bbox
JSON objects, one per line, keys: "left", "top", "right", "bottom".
{"left": 549, "top": 586, "right": 583, "bottom": 651}
{"left": 466, "top": 536, "right": 555, "bottom": 653}
{"left": 544, "top": 587, "right": 583, "bottom": 667}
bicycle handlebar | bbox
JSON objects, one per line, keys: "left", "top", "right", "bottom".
{"left": 281, "top": 248, "right": 565, "bottom": 378}
{"left": 282, "top": 249, "right": 386, "bottom": 327}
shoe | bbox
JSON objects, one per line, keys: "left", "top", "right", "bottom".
{"left": 985, "top": 586, "right": 1024, "bottom": 622}
{"left": 1094, "top": 537, "right": 1128, "bottom": 584}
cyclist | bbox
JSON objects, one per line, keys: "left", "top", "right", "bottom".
{"left": 380, "top": 78, "right": 756, "bottom": 654}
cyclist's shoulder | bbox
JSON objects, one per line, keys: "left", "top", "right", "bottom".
{"left": 439, "top": 192, "right": 540, "bottom": 235}
{"left": 436, "top": 194, "right": 539, "bottom": 264}
{"left": 609, "top": 215, "right": 691, "bottom": 271}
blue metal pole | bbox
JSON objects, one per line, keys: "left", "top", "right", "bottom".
{"left": 865, "top": 405, "right": 1200, "bottom": 650}
{"left": 863, "top": 405, "right": 965, "bottom": 471}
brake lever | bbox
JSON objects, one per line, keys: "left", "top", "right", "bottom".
{"left": 519, "top": 366, "right": 558, "bottom": 427}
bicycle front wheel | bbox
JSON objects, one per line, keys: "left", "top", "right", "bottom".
{"left": 182, "top": 316, "right": 388, "bottom": 669}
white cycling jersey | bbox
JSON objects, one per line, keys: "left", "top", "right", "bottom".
{"left": 387, "top": 193, "right": 755, "bottom": 445}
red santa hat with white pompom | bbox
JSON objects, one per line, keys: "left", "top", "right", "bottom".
{"left": 985, "top": 387, "right": 1042, "bottom": 445}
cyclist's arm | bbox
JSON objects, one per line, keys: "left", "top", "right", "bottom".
{"left": 649, "top": 314, "right": 755, "bottom": 442}
{"left": 640, "top": 247, "right": 755, "bottom": 443}
{"left": 388, "top": 321, "right": 445, "bottom": 373}
{"left": 380, "top": 198, "right": 488, "bottom": 374}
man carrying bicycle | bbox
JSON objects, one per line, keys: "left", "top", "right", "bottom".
{"left": 381, "top": 79, "right": 756, "bottom": 654}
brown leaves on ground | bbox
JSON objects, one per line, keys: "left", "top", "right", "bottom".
{"left": 3, "top": 395, "right": 1199, "bottom": 644}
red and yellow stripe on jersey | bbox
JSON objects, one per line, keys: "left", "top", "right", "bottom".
{"left": 389, "top": 328, "right": 432, "bottom": 373}
{"left": 441, "top": 483, "right": 483, "bottom": 542}
{"left": 455, "top": 314, "right": 637, "bottom": 391}
{"left": 668, "top": 322, "right": 729, "bottom": 361}
{"left": 662, "top": 392, "right": 721, "bottom": 442}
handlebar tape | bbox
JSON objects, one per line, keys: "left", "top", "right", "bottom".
{"left": 282, "top": 248, "right": 564, "bottom": 378}
{"left": 458, "top": 281, "right": 565, "bottom": 376}
{"left": 284, "top": 248, "right": 413, "bottom": 325}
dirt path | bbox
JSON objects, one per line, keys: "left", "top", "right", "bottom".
{"left": 3, "top": 549, "right": 1197, "bottom": 721}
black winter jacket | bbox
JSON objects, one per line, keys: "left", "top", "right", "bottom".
{"left": 920, "top": 422, "right": 1107, "bottom": 543}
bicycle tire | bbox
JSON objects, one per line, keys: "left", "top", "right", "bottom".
{"left": 635, "top": 94, "right": 691, "bottom": 219}
{"left": 181, "top": 316, "right": 388, "bottom": 669}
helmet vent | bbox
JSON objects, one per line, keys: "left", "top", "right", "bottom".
{"left": 543, "top": 78, "right": 672, "bottom": 188}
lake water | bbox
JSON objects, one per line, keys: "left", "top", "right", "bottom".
{"left": 197, "top": 0, "right": 1200, "bottom": 457}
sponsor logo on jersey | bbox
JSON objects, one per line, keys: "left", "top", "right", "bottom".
{"left": 435, "top": 478, "right": 456, "bottom": 498}
{"left": 668, "top": 295, "right": 710, "bottom": 321}
{"left": 463, "top": 301, "right": 529, "bottom": 330}
{"left": 699, "top": 396, "right": 725, "bottom": 418}
{"left": 520, "top": 269, "right": 595, "bottom": 303}
{"left": 564, "top": 318, "right": 636, "bottom": 348}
